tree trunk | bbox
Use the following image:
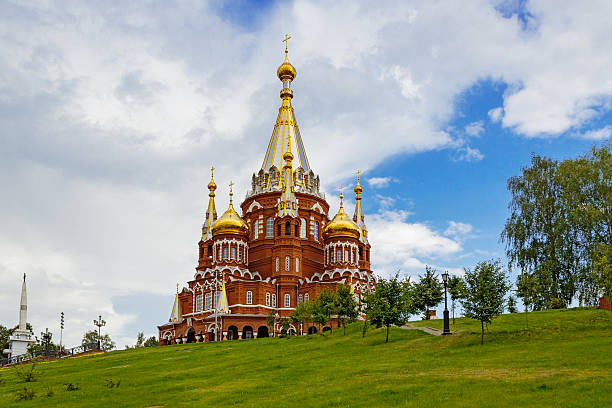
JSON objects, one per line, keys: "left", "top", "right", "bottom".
{"left": 452, "top": 300, "right": 455, "bottom": 327}
{"left": 343, "top": 321, "right": 346, "bottom": 336}
{"left": 362, "top": 319, "right": 367, "bottom": 338}
{"left": 525, "top": 305, "right": 529, "bottom": 329}
{"left": 481, "top": 320, "right": 484, "bottom": 345}
{"left": 385, "top": 325, "right": 390, "bottom": 343}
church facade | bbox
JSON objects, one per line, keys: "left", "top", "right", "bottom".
{"left": 158, "top": 43, "right": 374, "bottom": 344}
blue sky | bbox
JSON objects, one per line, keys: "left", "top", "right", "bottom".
{"left": 0, "top": 0, "right": 610, "bottom": 347}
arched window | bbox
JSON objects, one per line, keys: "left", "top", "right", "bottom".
{"left": 351, "top": 249, "right": 354, "bottom": 264}
{"left": 266, "top": 293, "right": 271, "bottom": 306}
{"left": 345, "top": 249, "right": 349, "bottom": 263}
{"left": 337, "top": 249, "right": 342, "bottom": 262}
{"left": 331, "top": 249, "right": 335, "bottom": 263}
{"left": 275, "top": 257, "right": 279, "bottom": 272}
{"left": 214, "top": 291, "right": 220, "bottom": 308}
{"left": 294, "top": 223, "right": 299, "bottom": 236}
{"left": 298, "top": 294, "right": 303, "bottom": 303}
{"left": 304, "top": 293, "right": 309, "bottom": 303}
{"left": 314, "top": 221, "right": 319, "bottom": 241}
{"left": 272, "top": 294, "right": 277, "bottom": 307}
{"left": 196, "top": 294, "right": 203, "bottom": 312}
{"left": 277, "top": 223, "right": 281, "bottom": 236}
{"left": 205, "top": 292, "right": 212, "bottom": 310}
{"left": 207, "top": 244, "right": 212, "bottom": 257}
{"left": 246, "top": 291, "right": 252, "bottom": 305}
{"left": 285, "top": 256, "right": 290, "bottom": 271}
{"left": 253, "top": 220, "right": 259, "bottom": 239}
{"left": 223, "top": 247, "right": 228, "bottom": 259}
{"left": 284, "top": 293, "right": 291, "bottom": 307}
{"left": 266, "top": 217, "right": 274, "bottom": 237}
{"left": 285, "top": 221, "right": 291, "bottom": 236}
{"left": 300, "top": 218, "right": 307, "bottom": 238}
{"left": 238, "top": 247, "right": 242, "bottom": 261}
{"left": 231, "top": 247, "right": 236, "bottom": 260}
{"left": 296, "top": 258, "right": 299, "bottom": 273}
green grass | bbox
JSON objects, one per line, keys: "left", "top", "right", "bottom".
{"left": 1, "top": 308, "right": 611, "bottom": 407}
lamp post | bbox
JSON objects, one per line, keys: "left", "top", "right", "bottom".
{"left": 442, "top": 272, "right": 451, "bottom": 335}
{"left": 93, "top": 315, "right": 106, "bottom": 350}
{"left": 59, "top": 312, "right": 64, "bottom": 353}
{"left": 41, "top": 328, "right": 52, "bottom": 356}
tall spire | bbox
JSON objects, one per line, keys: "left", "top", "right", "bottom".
{"left": 169, "top": 283, "right": 182, "bottom": 323}
{"left": 353, "top": 170, "right": 368, "bottom": 243}
{"left": 19, "top": 273, "right": 28, "bottom": 331}
{"left": 202, "top": 166, "right": 218, "bottom": 240}
{"left": 261, "top": 35, "right": 310, "bottom": 177}
{"left": 278, "top": 138, "right": 298, "bottom": 217}
{"left": 217, "top": 272, "right": 229, "bottom": 314}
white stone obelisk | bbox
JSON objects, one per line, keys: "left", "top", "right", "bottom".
{"left": 3, "top": 274, "right": 35, "bottom": 358}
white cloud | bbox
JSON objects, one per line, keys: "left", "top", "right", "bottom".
{"left": 444, "top": 221, "right": 475, "bottom": 240}
{"left": 488, "top": 107, "right": 503, "bottom": 123}
{"left": 575, "top": 125, "right": 612, "bottom": 140}
{"left": 368, "top": 177, "right": 396, "bottom": 188}
{"left": 454, "top": 146, "right": 485, "bottom": 162}
{"left": 465, "top": 121, "right": 485, "bottom": 137}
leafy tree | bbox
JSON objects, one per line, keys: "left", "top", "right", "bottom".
{"left": 412, "top": 266, "right": 443, "bottom": 320}
{"left": 594, "top": 243, "right": 612, "bottom": 315}
{"left": 82, "top": 330, "right": 115, "bottom": 351}
{"left": 516, "top": 272, "right": 541, "bottom": 329}
{"left": 266, "top": 311, "right": 276, "bottom": 333}
{"left": 447, "top": 275, "right": 466, "bottom": 326}
{"left": 461, "top": 260, "right": 509, "bottom": 345}
{"left": 367, "top": 273, "right": 414, "bottom": 343}
{"left": 309, "top": 299, "right": 329, "bottom": 333}
{"left": 335, "top": 284, "right": 359, "bottom": 335}
{"left": 290, "top": 301, "right": 312, "bottom": 334}
{"left": 135, "top": 332, "right": 145, "bottom": 348}
{"left": 507, "top": 295, "right": 518, "bottom": 313}
{"left": 318, "top": 289, "right": 338, "bottom": 333}
{"left": 143, "top": 336, "right": 158, "bottom": 347}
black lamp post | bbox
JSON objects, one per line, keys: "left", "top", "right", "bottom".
{"left": 93, "top": 315, "right": 106, "bottom": 350}
{"left": 41, "top": 328, "right": 52, "bottom": 356}
{"left": 442, "top": 272, "right": 451, "bottom": 335}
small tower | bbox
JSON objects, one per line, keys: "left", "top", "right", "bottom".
{"left": 211, "top": 182, "right": 250, "bottom": 268}
{"left": 353, "top": 171, "right": 368, "bottom": 244}
{"left": 3, "top": 274, "right": 35, "bottom": 358}
{"left": 198, "top": 167, "right": 218, "bottom": 269}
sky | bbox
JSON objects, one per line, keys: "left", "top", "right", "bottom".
{"left": 1, "top": 0, "right": 611, "bottom": 348}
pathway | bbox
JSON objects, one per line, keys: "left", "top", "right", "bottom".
{"left": 400, "top": 324, "right": 444, "bottom": 336}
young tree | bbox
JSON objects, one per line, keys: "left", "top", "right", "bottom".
{"left": 309, "top": 301, "right": 328, "bottom": 333}
{"left": 447, "top": 275, "right": 466, "bottom": 326}
{"left": 290, "top": 301, "right": 312, "bottom": 334}
{"left": 143, "top": 336, "right": 158, "bottom": 347}
{"left": 335, "top": 284, "right": 359, "bottom": 335}
{"left": 266, "top": 312, "right": 276, "bottom": 336}
{"left": 82, "top": 330, "right": 115, "bottom": 351}
{"left": 516, "top": 272, "right": 541, "bottom": 328}
{"left": 461, "top": 260, "right": 509, "bottom": 345}
{"left": 318, "top": 289, "right": 338, "bottom": 333}
{"left": 507, "top": 295, "right": 518, "bottom": 313}
{"left": 368, "top": 273, "right": 414, "bottom": 343}
{"left": 135, "top": 332, "right": 145, "bottom": 348}
{"left": 412, "top": 266, "right": 443, "bottom": 320}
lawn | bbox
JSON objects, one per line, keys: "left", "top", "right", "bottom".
{"left": 1, "top": 308, "right": 611, "bottom": 407}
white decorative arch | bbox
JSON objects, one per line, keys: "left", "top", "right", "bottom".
{"left": 247, "top": 200, "right": 262, "bottom": 213}
{"left": 311, "top": 202, "right": 324, "bottom": 214}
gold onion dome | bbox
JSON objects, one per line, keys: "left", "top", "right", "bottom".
{"left": 212, "top": 183, "right": 249, "bottom": 237}
{"left": 323, "top": 188, "right": 361, "bottom": 240}
{"left": 277, "top": 35, "right": 296, "bottom": 82}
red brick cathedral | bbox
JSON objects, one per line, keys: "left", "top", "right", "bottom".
{"left": 158, "top": 43, "right": 374, "bottom": 344}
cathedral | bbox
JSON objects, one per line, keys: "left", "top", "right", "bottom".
{"left": 158, "top": 40, "right": 374, "bottom": 344}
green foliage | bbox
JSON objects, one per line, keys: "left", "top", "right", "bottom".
{"left": 367, "top": 273, "right": 415, "bottom": 342}
{"left": 135, "top": 332, "right": 145, "bottom": 348}
{"left": 447, "top": 275, "right": 466, "bottom": 325}
{"left": 1, "top": 323, "right": 34, "bottom": 353}
{"left": 81, "top": 330, "right": 115, "bottom": 351}
{"left": 105, "top": 379, "right": 121, "bottom": 388}
{"left": 335, "top": 284, "right": 359, "bottom": 335}
{"left": 594, "top": 244, "right": 612, "bottom": 299}
{"left": 502, "top": 145, "right": 612, "bottom": 308}
{"left": 13, "top": 357, "right": 39, "bottom": 382}
{"left": 461, "top": 259, "right": 510, "bottom": 344}
{"left": 143, "top": 336, "right": 158, "bottom": 347}
{"left": 507, "top": 295, "right": 518, "bottom": 313}
{"left": 290, "top": 301, "right": 311, "bottom": 330}
{"left": 411, "top": 266, "right": 443, "bottom": 320}
{"left": 15, "top": 387, "right": 35, "bottom": 401}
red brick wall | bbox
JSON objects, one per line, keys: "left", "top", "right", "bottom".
{"left": 599, "top": 297, "right": 611, "bottom": 310}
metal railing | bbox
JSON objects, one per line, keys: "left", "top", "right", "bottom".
{"left": 1, "top": 342, "right": 99, "bottom": 367}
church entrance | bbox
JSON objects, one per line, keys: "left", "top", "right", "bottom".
{"left": 257, "top": 326, "right": 269, "bottom": 338}
{"left": 308, "top": 326, "right": 318, "bottom": 334}
{"left": 227, "top": 326, "right": 238, "bottom": 340}
{"left": 322, "top": 326, "right": 331, "bottom": 333}
{"left": 243, "top": 326, "right": 254, "bottom": 339}
{"left": 186, "top": 328, "right": 196, "bottom": 343}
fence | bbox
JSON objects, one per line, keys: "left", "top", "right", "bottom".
{"left": 1, "top": 342, "right": 99, "bottom": 367}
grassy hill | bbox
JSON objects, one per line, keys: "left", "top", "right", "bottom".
{"left": 1, "top": 308, "right": 611, "bottom": 407}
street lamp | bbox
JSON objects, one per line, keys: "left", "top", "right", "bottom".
{"left": 93, "top": 315, "right": 106, "bottom": 350}
{"left": 441, "top": 272, "right": 451, "bottom": 335}
{"left": 41, "top": 328, "right": 52, "bottom": 356}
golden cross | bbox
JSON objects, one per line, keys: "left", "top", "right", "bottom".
{"left": 229, "top": 180, "right": 234, "bottom": 191}
{"left": 176, "top": 283, "right": 179, "bottom": 294}
{"left": 339, "top": 184, "right": 344, "bottom": 195}
{"left": 282, "top": 34, "right": 291, "bottom": 52}
{"left": 211, "top": 166, "right": 215, "bottom": 178}
{"left": 356, "top": 170, "right": 360, "bottom": 182}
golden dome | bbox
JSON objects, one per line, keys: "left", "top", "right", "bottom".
{"left": 323, "top": 189, "right": 361, "bottom": 240}
{"left": 212, "top": 183, "right": 249, "bottom": 237}
{"left": 277, "top": 54, "right": 296, "bottom": 82}
{"left": 208, "top": 166, "right": 217, "bottom": 192}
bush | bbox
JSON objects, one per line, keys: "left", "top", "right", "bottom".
{"left": 16, "top": 387, "right": 35, "bottom": 401}
{"left": 13, "top": 357, "right": 38, "bottom": 382}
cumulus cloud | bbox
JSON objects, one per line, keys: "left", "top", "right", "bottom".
{"left": 444, "top": 221, "right": 475, "bottom": 240}
{"left": 453, "top": 146, "right": 485, "bottom": 162}
{"left": 488, "top": 107, "right": 503, "bottom": 122}
{"left": 465, "top": 121, "right": 485, "bottom": 137}
{"left": 574, "top": 125, "right": 612, "bottom": 140}
{"left": 2, "top": 0, "right": 612, "bottom": 345}
{"left": 368, "top": 177, "right": 396, "bottom": 188}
